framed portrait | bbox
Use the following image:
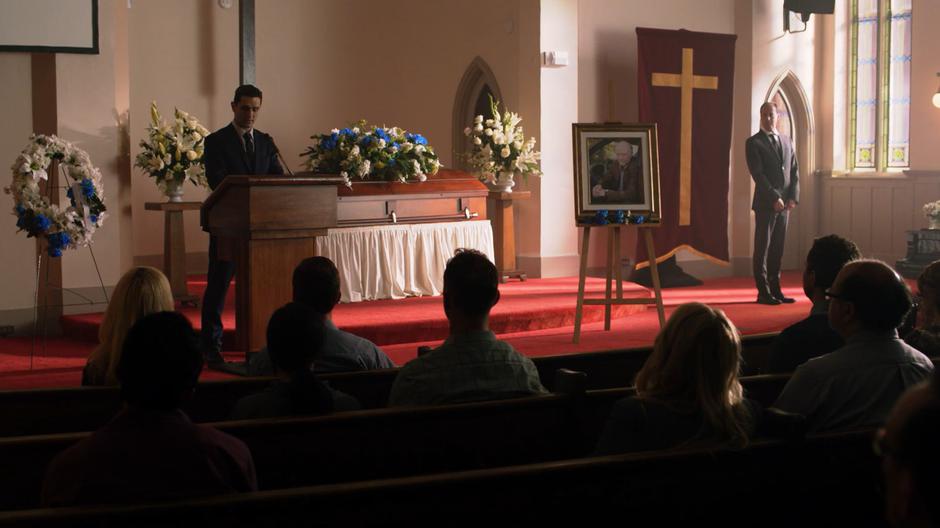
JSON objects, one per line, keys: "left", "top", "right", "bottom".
{"left": 572, "top": 123, "right": 661, "bottom": 226}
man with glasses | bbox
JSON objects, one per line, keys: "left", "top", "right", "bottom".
{"left": 772, "top": 260, "right": 933, "bottom": 432}
{"left": 877, "top": 373, "right": 940, "bottom": 526}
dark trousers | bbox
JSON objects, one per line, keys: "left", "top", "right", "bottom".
{"left": 200, "top": 236, "right": 235, "bottom": 359}
{"left": 753, "top": 207, "right": 789, "bottom": 297}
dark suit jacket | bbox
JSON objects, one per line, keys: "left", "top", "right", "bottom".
{"left": 205, "top": 123, "right": 284, "bottom": 189}
{"left": 766, "top": 312, "right": 844, "bottom": 374}
{"left": 745, "top": 130, "right": 799, "bottom": 211}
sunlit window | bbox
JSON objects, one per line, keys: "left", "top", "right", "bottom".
{"left": 849, "top": 0, "right": 911, "bottom": 170}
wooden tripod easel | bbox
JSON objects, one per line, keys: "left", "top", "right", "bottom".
{"left": 573, "top": 225, "right": 666, "bottom": 343}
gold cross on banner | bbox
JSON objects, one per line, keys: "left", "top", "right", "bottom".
{"left": 651, "top": 48, "right": 718, "bottom": 226}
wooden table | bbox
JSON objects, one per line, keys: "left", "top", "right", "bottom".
{"left": 487, "top": 190, "right": 530, "bottom": 282}
{"left": 144, "top": 201, "right": 202, "bottom": 305}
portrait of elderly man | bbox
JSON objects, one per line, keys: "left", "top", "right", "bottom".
{"left": 590, "top": 140, "right": 643, "bottom": 204}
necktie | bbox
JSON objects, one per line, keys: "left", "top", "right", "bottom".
{"left": 243, "top": 132, "right": 255, "bottom": 169}
{"left": 770, "top": 134, "right": 782, "bottom": 159}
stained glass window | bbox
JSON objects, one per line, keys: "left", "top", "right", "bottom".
{"left": 887, "top": 0, "right": 911, "bottom": 167}
{"left": 849, "top": 0, "right": 911, "bottom": 171}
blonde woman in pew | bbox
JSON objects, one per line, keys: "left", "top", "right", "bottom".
{"left": 82, "top": 266, "right": 174, "bottom": 386}
{"left": 595, "top": 302, "right": 761, "bottom": 454}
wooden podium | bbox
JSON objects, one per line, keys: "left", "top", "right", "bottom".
{"left": 201, "top": 175, "right": 342, "bottom": 359}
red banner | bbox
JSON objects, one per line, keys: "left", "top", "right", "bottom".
{"left": 635, "top": 28, "right": 736, "bottom": 267}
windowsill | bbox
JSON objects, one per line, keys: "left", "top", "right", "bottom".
{"left": 827, "top": 169, "right": 911, "bottom": 179}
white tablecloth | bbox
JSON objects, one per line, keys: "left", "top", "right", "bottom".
{"left": 315, "top": 220, "right": 495, "bottom": 303}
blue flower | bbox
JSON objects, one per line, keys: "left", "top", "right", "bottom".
{"left": 14, "top": 205, "right": 25, "bottom": 216}
{"left": 90, "top": 214, "right": 98, "bottom": 224}
{"left": 613, "top": 210, "right": 626, "bottom": 224}
{"left": 634, "top": 215, "right": 646, "bottom": 224}
{"left": 80, "top": 179, "right": 95, "bottom": 198}
{"left": 411, "top": 134, "right": 428, "bottom": 146}
{"left": 321, "top": 135, "right": 338, "bottom": 150}
{"left": 593, "top": 210, "right": 609, "bottom": 225}
{"left": 66, "top": 187, "right": 74, "bottom": 200}
{"left": 48, "top": 247, "right": 62, "bottom": 257}
{"left": 33, "top": 214, "right": 52, "bottom": 232}
{"left": 16, "top": 216, "right": 27, "bottom": 230}
{"left": 359, "top": 136, "right": 373, "bottom": 147}
{"left": 48, "top": 231, "right": 71, "bottom": 249}
{"left": 374, "top": 128, "right": 390, "bottom": 141}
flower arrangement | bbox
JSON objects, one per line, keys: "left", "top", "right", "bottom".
{"left": 302, "top": 121, "right": 441, "bottom": 185}
{"left": 6, "top": 134, "right": 107, "bottom": 256}
{"left": 135, "top": 102, "right": 210, "bottom": 196}
{"left": 463, "top": 95, "right": 541, "bottom": 180}
{"left": 924, "top": 200, "right": 940, "bottom": 228}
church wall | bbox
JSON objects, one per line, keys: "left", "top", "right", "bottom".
{"left": 0, "top": 54, "right": 37, "bottom": 317}
{"left": 576, "top": 0, "right": 736, "bottom": 277}
{"left": 524, "top": 0, "right": 579, "bottom": 277}
{"left": 907, "top": 0, "right": 940, "bottom": 171}
{"left": 56, "top": 0, "right": 130, "bottom": 298}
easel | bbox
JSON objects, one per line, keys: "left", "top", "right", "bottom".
{"left": 573, "top": 224, "right": 666, "bottom": 343}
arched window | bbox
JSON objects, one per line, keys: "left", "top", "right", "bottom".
{"left": 452, "top": 58, "right": 503, "bottom": 171}
{"left": 849, "top": 0, "right": 911, "bottom": 170}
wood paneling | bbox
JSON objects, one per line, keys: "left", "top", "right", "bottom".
{"left": 820, "top": 172, "right": 940, "bottom": 264}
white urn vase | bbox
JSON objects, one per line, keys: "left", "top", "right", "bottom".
{"left": 485, "top": 170, "right": 516, "bottom": 193}
{"left": 164, "top": 178, "right": 184, "bottom": 203}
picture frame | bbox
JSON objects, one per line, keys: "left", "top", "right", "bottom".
{"left": 572, "top": 122, "right": 661, "bottom": 226}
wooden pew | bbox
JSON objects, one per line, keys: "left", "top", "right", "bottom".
{"left": 0, "top": 373, "right": 792, "bottom": 511}
{"left": 0, "top": 333, "right": 779, "bottom": 438}
{"left": 0, "top": 428, "right": 883, "bottom": 527}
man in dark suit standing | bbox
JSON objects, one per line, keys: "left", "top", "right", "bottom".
{"left": 746, "top": 101, "right": 799, "bottom": 305}
{"left": 201, "top": 84, "right": 284, "bottom": 365}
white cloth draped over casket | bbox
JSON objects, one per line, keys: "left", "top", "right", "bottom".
{"left": 315, "top": 221, "right": 494, "bottom": 302}
{"left": 312, "top": 169, "right": 492, "bottom": 303}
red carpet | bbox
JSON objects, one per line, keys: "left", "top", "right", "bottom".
{"left": 0, "top": 272, "right": 809, "bottom": 389}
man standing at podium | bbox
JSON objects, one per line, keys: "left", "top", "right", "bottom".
{"left": 201, "top": 85, "right": 284, "bottom": 365}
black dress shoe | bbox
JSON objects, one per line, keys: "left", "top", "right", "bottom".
{"left": 756, "top": 295, "right": 782, "bottom": 305}
{"left": 771, "top": 291, "right": 796, "bottom": 304}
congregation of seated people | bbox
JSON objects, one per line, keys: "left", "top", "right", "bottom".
{"left": 21, "top": 238, "right": 940, "bottom": 523}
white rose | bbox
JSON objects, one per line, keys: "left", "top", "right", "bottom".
{"left": 331, "top": 128, "right": 340, "bottom": 134}
{"left": 484, "top": 129, "right": 493, "bottom": 136}
{"left": 500, "top": 147, "right": 510, "bottom": 158}
{"left": 418, "top": 173, "right": 427, "bottom": 182}
{"left": 352, "top": 127, "right": 360, "bottom": 134}
{"left": 474, "top": 115, "right": 483, "bottom": 124}
{"left": 185, "top": 150, "right": 198, "bottom": 161}
{"left": 485, "top": 119, "right": 495, "bottom": 126}
{"left": 191, "top": 132, "right": 202, "bottom": 142}
{"left": 401, "top": 142, "right": 413, "bottom": 152}
{"left": 474, "top": 124, "right": 483, "bottom": 133}
{"left": 473, "top": 137, "right": 482, "bottom": 145}
{"left": 351, "top": 145, "right": 360, "bottom": 155}
{"left": 415, "top": 145, "right": 426, "bottom": 154}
